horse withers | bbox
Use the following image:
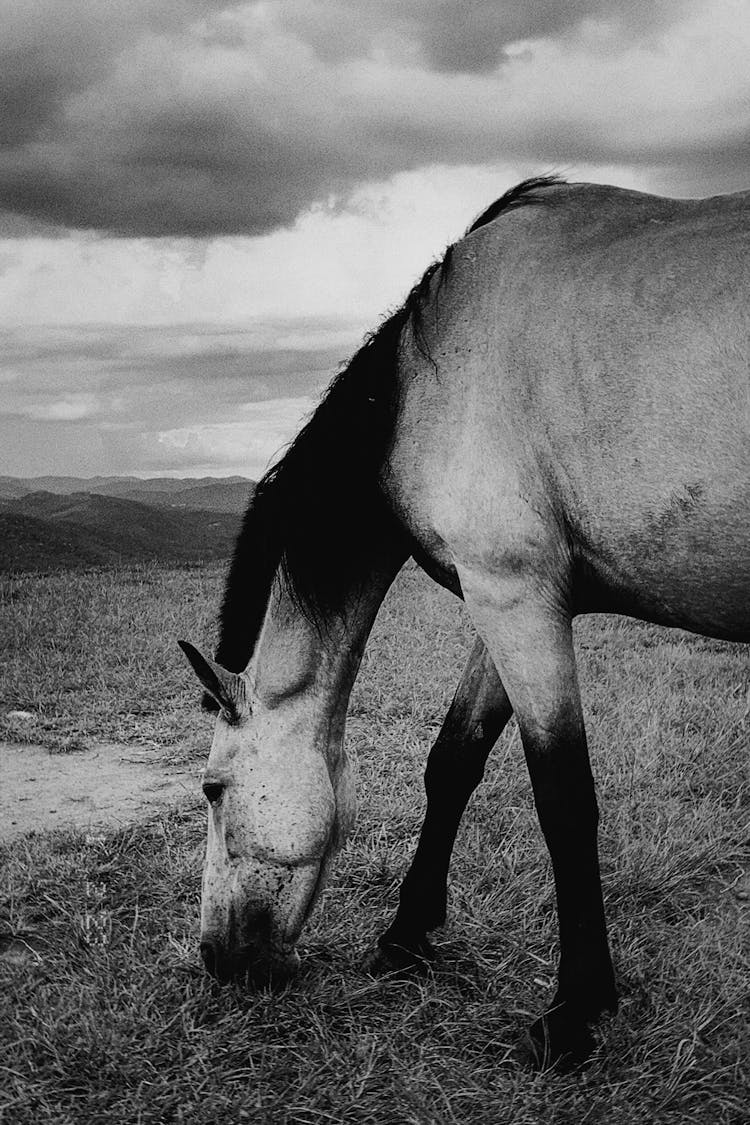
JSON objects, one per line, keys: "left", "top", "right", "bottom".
{"left": 181, "top": 177, "right": 749, "bottom": 1067}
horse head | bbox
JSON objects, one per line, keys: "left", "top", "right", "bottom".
{"left": 179, "top": 639, "right": 356, "bottom": 984}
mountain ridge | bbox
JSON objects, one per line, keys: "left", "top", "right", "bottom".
{"left": 0, "top": 476, "right": 255, "bottom": 572}
{"left": 0, "top": 474, "right": 253, "bottom": 504}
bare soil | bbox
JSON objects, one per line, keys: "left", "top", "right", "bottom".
{"left": 0, "top": 741, "right": 201, "bottom": 842}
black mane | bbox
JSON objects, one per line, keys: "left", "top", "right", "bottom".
{"left": 467, "top": 174, "right": 564, "bottom": 234}
{"left": 211, "top": 176, "right": 563, "bottom": 689}
{"left": 213, "top": 304, "right": 408, "bottom": 680}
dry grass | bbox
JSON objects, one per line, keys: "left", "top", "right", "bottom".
{"left": 1, "top": 563, "right": 749, "bottom": 1123}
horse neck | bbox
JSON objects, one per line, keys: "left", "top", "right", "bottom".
{"left": 247, "top": 538, "right": 406, "bottom": 759}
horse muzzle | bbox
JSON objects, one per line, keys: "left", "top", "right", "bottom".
{"left": 199, "top": 931, "right": 301, "bottom": 986}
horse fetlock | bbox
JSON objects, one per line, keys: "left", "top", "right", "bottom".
{"left": 556, "top": 954, "right": 618, "bottom": 1019}
{"left": 367, "top": 926, "right": 437, "bottom": 975}
{"left": 520, "top": 967, "right": 619, "bottom": 1070}
{"left": 528, "top": 1005, "right": 597, "bottom": 1072}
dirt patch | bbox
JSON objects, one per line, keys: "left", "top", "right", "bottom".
{"left": 0, "top": 741, "right": 201, "bottom": 842}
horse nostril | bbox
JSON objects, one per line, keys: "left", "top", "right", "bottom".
{"left": 202, "top": 781, "right": 224, "bottom": 805}
{"left": 200, "top": 940, "right": 217, "bottom": 977}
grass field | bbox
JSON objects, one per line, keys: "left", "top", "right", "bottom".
{"left": 1, "top": 563, "right": 749, "bottom": 1123}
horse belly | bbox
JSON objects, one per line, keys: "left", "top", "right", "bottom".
{"left": 577, "top": 491, "right": 750, "bottom": 641}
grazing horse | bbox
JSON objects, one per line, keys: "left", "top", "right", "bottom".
{"left": 180, "top": 176, "right": 749, "bottom": 1067}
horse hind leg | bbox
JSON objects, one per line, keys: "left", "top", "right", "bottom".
{"left": 458, "top": 566, "right": 617, "bottom": 1070}
{"left": 372, "top": 635, "right": 512, "bottom": 971}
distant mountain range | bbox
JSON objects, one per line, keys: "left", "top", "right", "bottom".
{"left": 0, "top": 475, "right": 255, "bottom": 572}
{"left": 0, "top": 474, "right": 253, "bottom": 510}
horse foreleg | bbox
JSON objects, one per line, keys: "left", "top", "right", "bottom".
{"left": 373, "top": 635, "right": 512, "bottom": 970}
{"left": 459, "top": 569, "right": 617, "bottom": 1069}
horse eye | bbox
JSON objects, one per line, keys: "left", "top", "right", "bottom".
{"left": 202, "top": 781, "right": 225, "bottom": 805}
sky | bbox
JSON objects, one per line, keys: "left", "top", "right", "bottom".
{"left": 1, "top": 0, "right": 748, "bottom": 480}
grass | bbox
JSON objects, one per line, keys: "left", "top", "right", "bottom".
{"left": 0, "top": 565, "right": 221, "bottom": 756}
{"left": 1, "top": 563, "right": 749, "bottom": 1122}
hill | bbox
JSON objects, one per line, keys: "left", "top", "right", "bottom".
{"left": 121, "top": 480, "right": 253, "bottom": 514}
{"left": 0, "top": 510, "right": 127, "bottom": 571}
{"left": 0, "top": 492, "right": 243, "bottom": 572}
{"left": 0, "top": 475, "right": 254, "bottom": 513}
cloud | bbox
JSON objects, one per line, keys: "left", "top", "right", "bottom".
{"left": 1, "top": 165, "right": 552, "bottom": 329}
{"left": 116, "top": 397, "right": 316, "bottom": 475}
{"left": 0, "top": 399, "right": 312, "bottom": 478}
{"left": 0, "top": 324, "right": 343, "bottom": 434}
{"left": 0, "top": 319, "right": 329, "bottom": 476}
{"left": 78, "top": 396, "right": 317, "bottom": 478}
{"left": 0, "top": 0, "right": 747, "bottom": 236}
{"left": 277, "top": 0, "right": 691, "bottom": 73}
{"left": 25, "top": 394, "right": 101, "bottom": 421}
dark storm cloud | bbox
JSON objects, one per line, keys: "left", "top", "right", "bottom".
{"left": 0, "top": 212, "right": 71, "bottom": 238}
{"left": 0, "top": 0, "right": 234, "bottom": 234}
{"left": 0, "top": 0, "right": 745, "bottom": 237}
{"left": 279, "top": 0, "right": 689, "bottom": 72}
{"left": 0, "top": 1, "right": 227, "bottom": 146}
{"left": 415, "top": 0, "right": 686, "bottom": 70}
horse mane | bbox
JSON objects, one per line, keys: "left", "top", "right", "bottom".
{"left": 213, "top": 307, "right": 410, "bottom": 681}
{"left": 209, "top": 175, "right": 563, "bottom": 695}
{"left": 467, "top": 174, "right": 565, "bottom": 234}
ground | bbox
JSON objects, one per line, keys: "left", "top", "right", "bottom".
{"left": 0, "top": 739, "right": 199, "bottom": 842}
{"left": 1, "top": 562, "right": 749, "bottom": 1123}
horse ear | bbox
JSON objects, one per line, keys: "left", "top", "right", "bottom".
{"left": 201, "top": 691, "right": 220, "bottom": 714}
{"left": 178, "top": 641, "right": 249, "bottom": 720}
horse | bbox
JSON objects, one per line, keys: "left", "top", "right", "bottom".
{"left": 180, "top": 176, "right": 750, "bottom": 1068}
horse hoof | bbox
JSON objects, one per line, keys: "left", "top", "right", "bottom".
{"left": 364, "top": 933, "right": 436, "bottom": 976}
{"left": 527, "top": 1003, "right": 599, "bottom": 1072}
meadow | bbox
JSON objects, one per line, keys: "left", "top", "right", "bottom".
{"left": 1, "top": 562, "right": 749, "bottom": 1123}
